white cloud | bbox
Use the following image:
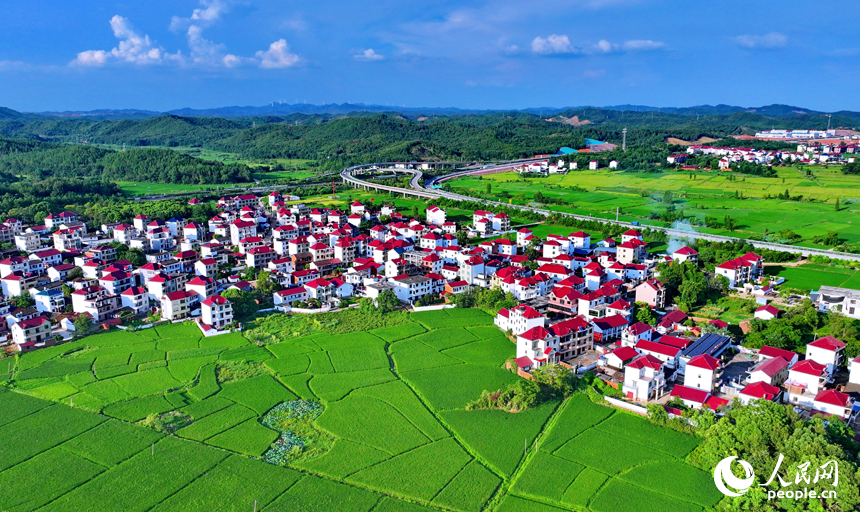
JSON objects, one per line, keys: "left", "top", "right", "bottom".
{"left": 622, "top": 39, "right": 664, "bottom": 51}
{"left": 355, "top": 49, "right": 384, "bottom": 61}
{"left": 170, "top": 0, "right": 229, "bottom": 31}
{"left": 256, "top": 39, "right": 300, "bottom": 68}
{"left": 531, "top": 35, "right": 665, "bottom": 56}
{"left": 733, "top": 32, "right": 787, "bottom": 49}
{"left": 531, "top": 34, "right": 579, "bottom": 55}
{"left": 72, "top": 15, "right": 169, "bottom": 66}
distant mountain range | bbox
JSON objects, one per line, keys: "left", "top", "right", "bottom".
{"left": 21, "top": 102, "right": 860, "bottom": 121}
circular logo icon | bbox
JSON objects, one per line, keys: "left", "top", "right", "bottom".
{"left": 714, "top": 456, "right": 755, "bottom": 497}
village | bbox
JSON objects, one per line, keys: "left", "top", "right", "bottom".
{"left": 1, "top": 185, "right": 859, "bottom": 428}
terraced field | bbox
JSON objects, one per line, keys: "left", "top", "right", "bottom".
{"left": 2, "top": 310, "right": 722, "bottom": 511}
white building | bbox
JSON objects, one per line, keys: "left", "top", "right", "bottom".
{"left": 622, "top": 354, "right": 665, "bottom": 401}
{"left": 201, "top": 295, "right": 233, "bottom": 330}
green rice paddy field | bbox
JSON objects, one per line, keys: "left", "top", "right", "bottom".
{"left": 1, "top": 311, "right": 721, "bottom": 511}
{"left": 447, "top": 166, "right": 860, "bottom": 248}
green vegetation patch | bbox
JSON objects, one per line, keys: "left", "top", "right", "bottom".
{"left": 348, "top": 438, "right": 472, "bottom": 502}
{"left": 561, "top": 468, "right": 609, "bottom": 509}
{"left": 390, "top": 339, "right": 464, "bottom": 372}
{"left": 188, "top": 362, "right": 219, "bottom": 400}
{"left": 61, "top": 419, "right": 163, "bottom": 466}
{"left": 431, "top": 461, "right": 502, "bottom": 512}
{"left": 94, "top": 363, "right": 136, "bottom": 379}
{"left": 218, "top": 375, "right": 296, "bottom": 414}
{"left": 263, "top": 354, "right": 310, "bottom": 376}
{"left": 0, "top": 447, "right": 106, "bottom": 512}
{"left": 278, "top": 373, "right": 316, "bottom": 400}
{"left": 28, "top": 380, "right": 79, "bottom": 401}
{"left": 443, "top": 338, "right": 514, "bottom": 366}
{"left": 82, "top": 379, "right": 130, "bottom": 402}
{"left": 14, "top": 357, "right": 94, "bottom": 381}
{"left": 167, "top": 355, "right": 218, "bottom": 382}
{"left": 495, "top": 495, "right": 568, "bottom": 512}
{"left": 619, "top": 461, "right": 722, "bottom": 508}
{"left": 180, "top": 395, "right": 233, "bottom": 419}
{"left": 219, "top": 345, "right": 272, "bottom": 361}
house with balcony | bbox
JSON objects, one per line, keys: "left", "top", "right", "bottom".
{"left": 120, "top": 287, "right": 150, "bottom": 316}
{"left": 622, "top": 354, "right": 666, "bottom": 401}
{"left": 201, "top": 295, "right": 233, "bottom": 330}
{"left": 11, "top": 316, "right": 52, "bottom": 352}
{"left": 805, "top": 336, "right": 845, "bottom": 377}
{"left": 160, "top": 290, "right": 195, "bottom": 321}
{"left": 784, "top": 360, "right": 828, "bottom": 407}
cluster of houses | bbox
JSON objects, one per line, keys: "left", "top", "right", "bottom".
{"left": 514, "top": 159, "right": 620, "bottom": 175}
{"left": 670, "top": 143, "right": 859, "bottom": 169}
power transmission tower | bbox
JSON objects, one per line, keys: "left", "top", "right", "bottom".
{"left": 622, "top": 128, "right": 627, "bottom": 152}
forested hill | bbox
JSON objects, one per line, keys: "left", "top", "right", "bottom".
{"left": 0, "top": 141, "right": 253, "bottom": 184}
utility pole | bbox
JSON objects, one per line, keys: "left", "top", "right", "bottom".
{"left": 622, "top": 128, "right": 627, "bottom": 152}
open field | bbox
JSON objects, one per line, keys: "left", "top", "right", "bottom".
{"left": 765, "top": 263, "right": 860, "bottom": 291}
{"left": 4, "top": 310, "right": 722, "bottom": 511}
{"left": 446, "top": 167, "right": 860, "bottom": 249}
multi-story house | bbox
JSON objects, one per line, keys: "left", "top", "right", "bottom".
{"left": 11, "top": 316, "right": 52, "bottom": 352}
{"left": 160, "top": 290, "right": 195, "bottom": 321}
{"left": 120, "top": 286, "right": 150, "bottom": 316}
{"left": 622, "top": 354, "right": 666, "bottom": 401}
{"left": 201, "top": 295, "right": 233, "bottom": 330}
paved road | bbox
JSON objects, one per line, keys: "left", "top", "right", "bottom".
{"left": 341, "top": 161, "right": 860, "bottom": 262}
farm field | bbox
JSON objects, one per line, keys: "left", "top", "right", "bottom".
{"left": 3, "top": 310, "right": 721, "bottom": 511}
{"left": 765, "top": 263, "right": 860, "bottom": 291}
{"left": 446, "top": 167, "right": 860, "bottom": 249}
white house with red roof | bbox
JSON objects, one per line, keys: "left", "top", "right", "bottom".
{"left": 669, "top": 384, "right": 710, "bottom": 409}
{"left": 568, "top": 231, "right": 590, "bottom": 249}
{"left": 758, "top": 345, "right": 799, "bottom": 366}
{"left": 671, "top": 246, "right": 699, "bottom": 264}
{"left": 44, "top": 211, "right": 78, "bottom": 229}
{"left": 754, "top": 304, "right": 780, "bottom": 320}
{"left": 201, "top": 295, "right": 233, "bottom": 330}
{"left": 805, "top": 336, "right": 845, "bottom": 376}
{"left": 812, "top": 389, "right": 854, "bottom": 419}
{"left": 591, "top": 314, "right": 628, "bottom": 343}
{"left": 622, "top": 322, "right": 654, "bottom": 347}
{"left": 247, "top": 246, "right": 277, "bottom": 269}
{"left": 515, "top": 327, "right": 559, "bottom": 370}
{"left": 616, "top": 238, "right": 647, "bottom": 265}
{"left": 684, "top": 354, "right": 721, "bottom": 392}
{"left": 785, "top": 360, "right": 828, "bottom": 407}
{"left": 350, "top": 201, "right": 365, "bottom": 215}
{"left": 11, "top": 316, "right": 52, "bottom": 351}
{"left": 160, "top": 290, "right": 195, "bottom": 321}
{"left": 274, "top": 287, "right": 308, "bottom": 307}
{"left": 603, "top": 345, "right": 640, "bottom": 370}
{"left": 304, "top": 278, "right": 335, "bottom": 302}
{"left": 635, "top": 339, "right": 680, "bottom": 366}
{"left": 746, "top": 356, "right": 789, "bottom": 387}
{"left": 426, "top": 205, "right": 447, "bottom": 226}
{"left": 186, "top": 276, "right": 217, "bottom": 304}
{"left": 623, "top": 354, "right": 666, "bottom": 401}
{"left": 120, "top": 287, "right": 150, "bottom": 316}
{"left": 849, "top": 355, "right": 860, "bottom": 385}
{"left": 515, "top": 228, "right": 533, "bottom": 247}
{"left": 738, "top": 381, "right": 782, "bottom": 405}
{"left": 230, "top": 220, "right": 257, "bottom": 245}
{"left": 715, "top": 252, "right": 763, "bottom": 287}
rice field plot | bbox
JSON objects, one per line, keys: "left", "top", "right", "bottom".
{"left": 102, "top": 394, "right": 174, "bottom": 422}
{"left": 768, "top": 264, "right": 857, "bottom": 291}
{"left": 495, "top": 495, "right": 569, "bottom": 512}
{"left": 370, "top": 322, "right": 426, "bottom": 342}
{"left": 205, "top": 418, "right": 279, "bottom": 456}
{"left": 153, "top": 454, "right": 302, "bottom": 512}
{"left": 180, "top": 395, "right": 233, "bottom": 419}
{"left": 390, "top": 339, "right": 464, "bottom": 372}
{"left": 294, "top": 439, "right": 392, "bottom": 479}
{"left": 217, "top": 374, "right": 297, "bottom": 414}
{"left": 188, "top": 362, "right": 220, "bottom": 400}
{"left": 561, "top": 468, "right": 610, "bottom": 509}
{"left": 553, "top": 428, "right": 674, "bottom": 475}
{"left": 402, "top": 363, "right": 519, "bottom": 411}
{"left": 263, "top": 476, "right": 382, "bottom": 512}
{"left": 310, "top": 368, "right": 396, "bottom": 401}
{"left": 443, "top": 338, "right": 514, "bottom": 366}
{"left": 0, "top": 447, "right": 106, "bottom": 512}
{"left": 589, "top": 479, "right": 703, "bottom": 512}
{"left": 0, "top": 390, "right": 52, "bottom": 427}
{"left": 315, "top": 393, "right": 431, "bottom": 455}
{"left": 540, "top": 394, "right": 614, "bottom": 453}
{"left": 328, "top": 345, "right": 390, "bottom": 372}
{"left": 619, "top": 461, "right": 722, "bottom": 508}
{"left": 594, "top": 411, "right": 701, "bottom": 458}
{"left": 347, "top": 438, "right": 472, "bottom": 502}
{"left": 0, "top": 404, "right": 106, "bottom": 471}
{"left": 174, "top": 404, "right": 257, "bottom": 441}
{"left": 410, "top": 328, "right": 479, "bottom": 351}
{"left": 111, "top": 367, "right": 182, "bottom": 398}
{"left": 167, "top": 355, "right": 218, "bottom": 382}
{"left": 27, "top": 380, "right": 79, "bottom": 401}
{"left": 355, "top": 381, "right": 448, "bottom": 441}
{"left": 511, "top": 451, "right": 585, "bottom": 506}
{"left": 431, "top": 460, "right": 502, "bottom": 512}
{"left": 60, "top": 419, "right": 163, "bottom": 466}
{"left": 440, "top": 400, "right": 560, "bottom": 476}
{"left": 264, "top": 354, "right": 311, "bottom": 376}
{"left": 38, "top": 436, "right": 228, "bottom": 512}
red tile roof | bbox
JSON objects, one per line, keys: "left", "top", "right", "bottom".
{"left": 670, "top": 384, "right": 708, "bottom": 403}
{"left": 808, "top": 336, "right": 846, "bottom": 351}
{"left": 687, "top": 354, "right": 720, "bottom": 371}
{"left": 740, "top": 381, "right": 780, "bottom": 401}
{"left": 790, "top": 359, "right": 826, "bottom": 377}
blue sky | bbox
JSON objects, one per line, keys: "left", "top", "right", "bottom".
{"left": 1, "top": 0, "right": 858, "bottom": 112}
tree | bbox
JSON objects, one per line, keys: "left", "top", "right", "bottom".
{"left": 635, "top": 303, "right": 656, "bottom": 325}
{"left": 377, "top": 289, "right": 400, "bottom": 313}
{"left": 73, "top": 314, "right": 93, "bottom": 335}
{"left": 723, "top": 215, "right": 735, "bottom": 231}
{"left": 221, "top": 289, "right": 257, "bottom": 321}
{"left": 661, "top": 190, "right": 673, "bottom": 204}
{"left": 11, "top": 294, "right": 35, "bottom": 308}
{"left": 486, "top": 182, "right": 492, "bottom": 194}
{"left": 68, "top": 267, "right": 84, "bottom": 280}
{"left": 417, "top": 293, "right": 435, "bottom": 307}
{"left": 835, "top": 197, "right": 841, "bottom": 211}
{"left": 256, "top": 270, "right": 278, "bottom": 294}
{"left": 61, "top": 284, "right": 73, "bottom": 297}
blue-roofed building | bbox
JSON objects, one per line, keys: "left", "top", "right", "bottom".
{"left": 557, "top": 147, "right": 578, "bottom": 154}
